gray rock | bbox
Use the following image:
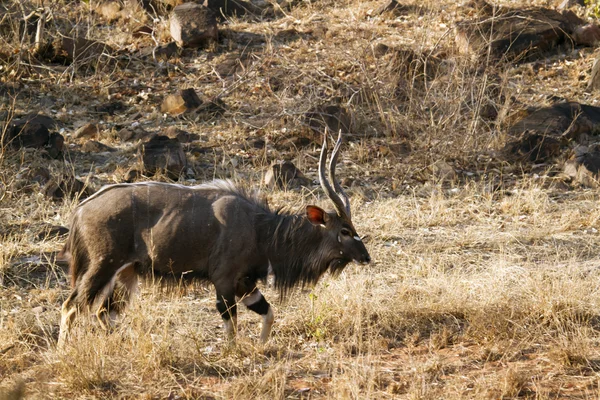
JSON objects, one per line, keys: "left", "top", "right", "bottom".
{"left": 141, "top": 135, "right": 187, "bottom": 178}
{"left": 170, "top": 3, "right": 218, "bottom": 48}
{"left": 160, "top": 88, "right": 203, "bottom": 115}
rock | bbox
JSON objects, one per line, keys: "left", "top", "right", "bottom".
{"left": 430, "top": 160, "right": 456, "bottom": 181}
{"left": 376, "top": 46, "right": 442, "bottom": 82}
{"left": 214, "top": 52, "right": 253, "bottom": 76}
{"left": 82, "top": 140, "right": 116, "bottom": 153}
{"left": 160, "top": 88, "right": 203, "bottom": 115}
{"left": 378, "top": 142, "right": 411, "bottom": 157}
{"left": 10, "top": 113, "right": 57, "bottom": 131}
{"left": 371, "top": 0, "right": 412, "bottom": 16}
{"left": 564, "top": 146, "right": 600, "bottom": 187}
{"left": 141, "top": 135, "right": 187, "bottom": 178}
{"left": 6, "top": 114, "right": 57, "bottom": 148}
{"left": 74, "top": 123, "right": 99, "bottom": 140}
{"left": 194, "top": 98, "right": 226, "bottom": 120}
{"left": 132, "top": 25, "right": 153, "bottom": 38}
{"left": 118, "top": 126, "right": 154, "bottom": 142}
{"left": 7, "top": 123, "right": 49, "bottom": 148}
{"left": 455, "top": 7, "right": 579, "bottom": 62}
{"left": 125, "top": 168, "right": 142, "bottom": 182}
{"left": 95, "top": 101, "right": 125, "bottom": 115}
{"left": 152, "top": 41, "right": 179, "bottom": 60}
{"left": 509, "top": 102, "right": 600, "bottom": 140}
{"left": 17, "top": 166, "right": 51, "bottom": 186}
{"left": 264, "top": 160, "right": 310, "bottom": 189}
{"left": 573, "top": 24, "right": 600, "bottom": 46}
{"left": 504, "top": 133, "right": 562, "bottom": 163}
{"left": 43, "top": 175, "right": 91, "bottom": 200}
{"left": 96, "top": 1, "right": 122, "bottom": 21}
{"left": 558, "top": 0, "right": 585, "bottom": 10}
{"left": 305, "top": 104, "right": 353, "bottom": 135}
{"left": 170, "top": 3, "right": 218, "bottom": 48}
{"left": 588, "top": 52, "right": 600, "bottom": 91}
{"left": 43, "top": 37, "right": 114, "bottom": 65}
{"left": 31, "top": 306, "right": 45, "bottom": 314}
{"left": 203, "top": 0, "right": 260, "bottom": 19}
{"left": 503, "top": 102, "right": 600, "bottom": 163}
{"left": 36, "top": 225, "right": 69, "bottom": 241}
{"left": 164, "top": 126, "right": 198, "bottom": 142}
{"left": 46, "top": 133, "right": 65, "bottom": 159}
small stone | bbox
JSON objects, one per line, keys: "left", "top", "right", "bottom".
{"left": 46, "top": 133, "right": 65, "bottom": 159}
{"left": 32, "top": 306, "right": 45, "bottom": 314}
{"left": 141, "top": 135, "right": 187, "bottom": 178}
{"left": 118, "top": 126, "right": 154, "bottom": 142}
{"left": 573, "top": 24, "right": 600, "bottom": 46}
{"left": 82, "top": 140, "right": 116, "bottom": 153}
{"left": 305, "top": 104, "right": 353, "bottom": 134}
{"left": 371, "top": 0, "right": 411, "bottom": 16}
{"left": 264, "top": 160, "right": 310, "bottom": 189}
{"left": 74, "top": 123, "right": 99, "bottom": 140}
{"left": 161, "top": 88, "right": 203, "bottom": 115}
{"left": 152, "top": 41, "right": 179, "bottom": 60}
{"left": 170, "top": 3, "right": 218, "bottom": 48}
{"left": 36, "top": 225, "right": 69, "bottom": 241}
{"left": 164, "top": 126, "right": 198, "bottom": 143}
{"left": 430, "top": 160, "right": 456, "bottom": 181}
{"left": 97, "top": 1, "right": 122, "bottom": 21}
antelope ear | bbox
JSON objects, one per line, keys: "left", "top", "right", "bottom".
{"left": 306, "top": 205, "right": 329, "bottom": 226}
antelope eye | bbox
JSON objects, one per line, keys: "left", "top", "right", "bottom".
{"left": 340, "top": 228, "right": 351, "bottom": 236}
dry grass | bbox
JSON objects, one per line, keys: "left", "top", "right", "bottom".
{"left": 3, "top": 0, "right": 600, "bottom": 398}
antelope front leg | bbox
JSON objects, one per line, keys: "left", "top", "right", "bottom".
{"left": 242, "top": 289, "right": 274, "bottom": 343}
{"left": 216, "top": 292, "right": 237, "bottom": 341}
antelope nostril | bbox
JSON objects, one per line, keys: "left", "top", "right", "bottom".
{"left": 365, "top": 255, "right": 371, "bottom": 264}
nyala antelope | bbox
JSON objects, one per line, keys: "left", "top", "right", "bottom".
{"left": 58, "top": 131, "right": 371, "bottom": 344}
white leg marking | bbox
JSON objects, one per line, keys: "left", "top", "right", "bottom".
{"left": 224, "top": 316, "right": 237, "bottom": 340}
{"left": 58, "top": 306, "right": 77, "bottom": 347}
{"left": 241, "top": 290, "right": 262, "bottom": 306}
{"left": 260, "top": 307, "right": 275, "bottom": 344}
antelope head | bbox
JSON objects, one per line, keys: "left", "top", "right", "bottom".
{"left": 305, "top": 130, "right": 371, "bottom": 273}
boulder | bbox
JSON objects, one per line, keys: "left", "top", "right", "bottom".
{"left": 164, "top": 126, "right": 199, "bottom": 143}
{"left": 503, "top": 102, "right": 600, "bottom": 162}
{"left": 40, "top": 37, "right": 114, "bottom": 65}
{"left": 371, "top": 0, "right": 413, "bottom": 16}
{"left": 43, "top": 175, "right": 91, "bottom": 200}
{"left": 573, "top": 24, "right": 600, "bottom": 46}
{"left": 264, "top": 160, "right": 310, "bottom": 189}
{"left": 36, "top": 225, "right": 69, "bottom": 241}
{"left": 141, "top": 135, "right": 187, "bottom": 178}
{"left": 47, "top": 133, "right": 65, "bottom": 159}
{"left": 170, "top": 3, "right": 218, "bottom": 48}
{"left": 305, "top": 104, "right": 353, "bottom": 135}
{"left": 455, "top": 6, "right": 582, "bottom": 62}
{"left": 160, "top": 88, "right": 203, "bottom": 115}
{"left": 73, "top": 123, "right": 99, "bottom": 140}
{"left": 588, "top": 52, "right": 600, "bottom": 91}
{"left": 564, "top": 146, "right": 600, "bottom": 187}
{"left": 509, "top": 102, "right": 600, "bottom": 140}
{"left": 82, "top": 140, "right": 116, "bottom": 153}
{"left": 203, "top": 0, "right": 260, "bottom": 19}
{"left": 8, "top": 123, "right": 49, "bottom": 148}
{"left": 118, "top": 126, "right": 154, "bottom": 142}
